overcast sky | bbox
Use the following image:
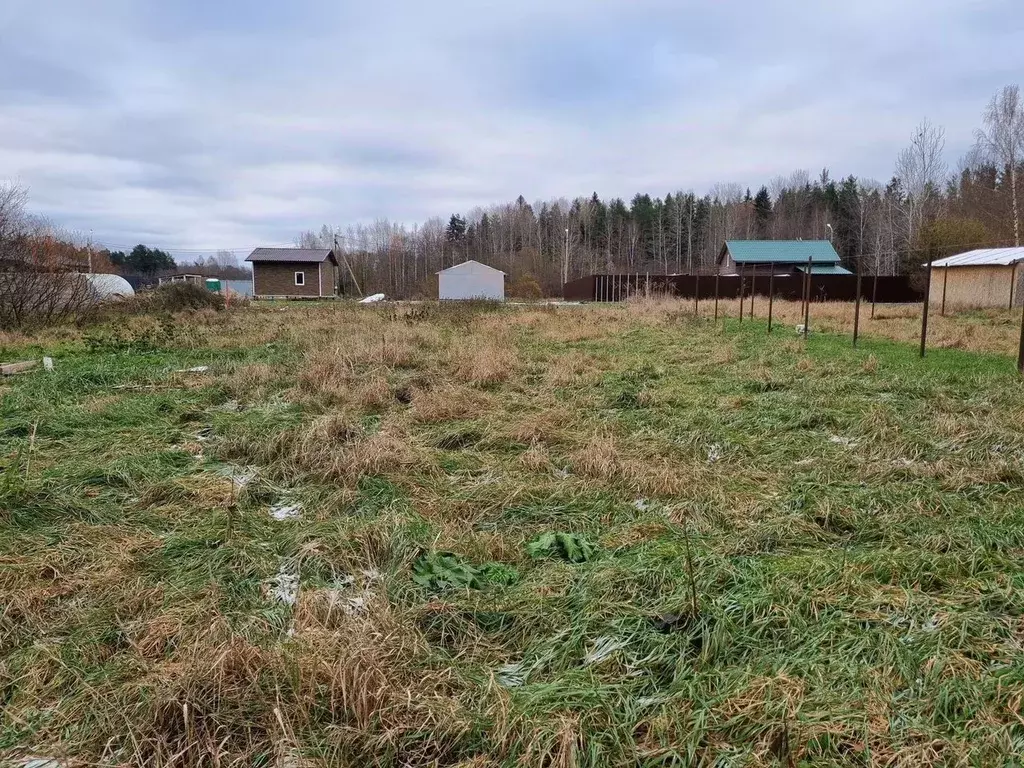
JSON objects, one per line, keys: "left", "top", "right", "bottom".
{"left": 1, "top": 0, "right": 1021, "bottom": 256}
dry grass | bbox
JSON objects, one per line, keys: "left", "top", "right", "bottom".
{"left": 2, "top": 298, "right": 1023, "bottom": 766}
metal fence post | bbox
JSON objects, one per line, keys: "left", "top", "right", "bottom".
{"left": 749, "top": 269, "right": 756, "bottom": 319}
{"left": 803, "top": 255, "right": 812, "bottom": 339}
{"left": 941, "top": 268, "right": 948, "bottom": 316}
{"left": 1018, "top": 298, "right": 1024, "bottom": 375}
{"left": 853, "top": 256, "right": 862, "bottom": 347}
{"left": 714, "top": 271, "right": 720, "bottom": 322}
{"left": 767, "top": 264, "right": 775, "bottom": 333}
{"left": 738, "top": 265, "right": 746, "bottom": 324}
{"left": 694, "top": 274, "right": 700, "bottom": 317}
{"left": 920, "top": 257, "right": 933, "bottom": 358}
{"left": 871, "top": 252, "right": 880, "bottom": 319}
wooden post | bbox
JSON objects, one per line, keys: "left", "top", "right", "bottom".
{"left": 646, "top": 271, "right": 650, "bottom": 296}
{"left": 920, "top": 258, "right": 933, "bottom": 358}
{"left": 941, "top": 268, "right": 948, "bottom": 316}
{"left": 853, "top": 257, "right": 862, "bottom": 347}
{"left": 767, "top": 264, "right": 775, "bottom": 333}
{"left": 694, "top": 274, "right": 700, "bottom": 317}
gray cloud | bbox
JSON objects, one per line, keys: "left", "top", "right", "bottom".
{"left": 0, "top": 0, "right": 1021, "bottom": 254}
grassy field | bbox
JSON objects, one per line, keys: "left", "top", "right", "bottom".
{"left": 2, "top": 299, "right": 1024, "bottom": 767}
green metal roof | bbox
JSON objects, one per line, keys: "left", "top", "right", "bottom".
{"left": 722, "top": 240, "right": 842, "bottom": 264}
{"left": 793, "top": 264, "right": 853, "bottom": 275}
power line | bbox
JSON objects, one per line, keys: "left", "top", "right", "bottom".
{"left": 94, "top": 240, "right": 297, "bottom": 253}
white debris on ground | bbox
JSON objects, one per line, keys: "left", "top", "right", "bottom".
{"left": 553, "top": 466, "right": 571, "bottom": 479}
{"left": 584, "top": 636, "right": 628, "bottom": 665}
{"left": 176, "top": 365, "right": 210, "bottom": 373}
{"left": 21, "top": 759, "right": 66, "bottom": 768}
{"left": 636, "top": 694, "right": 670, "bottom": 708}
{"left": 209, "top": 399, "right": 243, "bottom": 412}
{"left": 360, "top": 568, "right": 382, "bottom": 582}
{"left": 706, "top": 443, "right": 723, "bottom": 463}
{"left": 359, "top": 293, "right": 387, "bottom": 303}
{"left": 829, "top": 435, "right": 859, "bottom": 449}
{"left": 633, "top": 498, "right": 651, "bottom": 512}
{"left": 341, "top": 595, "right": 367, "bottom": 616}
{"left": 42, "top": 356, "right": 54, "bottom": 371}
{"left": 270, "top": 562, "right": 299, "bottom": 606}
{"left": 270, "top": 502, "right": 302, "bottom": 521}
{"left": 795, "top": 324, "right": 808, "bottom": 335}
{"left": 232, "top": 468, "right": 255, "bottom": 490}
{"left": 212, "top": 464, "right": 255, "bottom": 489}
{"left": 497, "top": 662, "right": 526, "bottom": 688}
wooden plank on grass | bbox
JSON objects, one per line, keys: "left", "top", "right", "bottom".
{"left": 0, "top": 360, "right": 38, "bottom": 376}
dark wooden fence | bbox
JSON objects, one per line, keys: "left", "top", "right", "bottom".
{"left": 563, "top": 274, "right": 922, "bottom": 303}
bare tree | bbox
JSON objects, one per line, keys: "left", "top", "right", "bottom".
{"left": 895, "top": 119, "right": 947, "bottom": 247}
{"left": 0, "top": 212, "right": 94, "bottom": 330}
{"left": 975, "top": 84, "right": 1024, "bottom": 246}
{"left": 0, "top": 181, "right": 28, "bottom": 244}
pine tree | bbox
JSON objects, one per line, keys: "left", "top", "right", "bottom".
{"left": 753, "top": 186, "right": 773, "bottom": 237}
{"left": 445, "top": 214, "right": 467, "bottom": 243}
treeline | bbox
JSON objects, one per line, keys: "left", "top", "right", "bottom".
{"left": 105, "top": 245, "right": 251, "bottom": 280}
{"left": 301, "top": 85, "right": 1024, "bottom": 298}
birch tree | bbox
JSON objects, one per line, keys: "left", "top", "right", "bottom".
{"left": 895, "top": 119, "right": 947, "bottom": 248}
{"left": 975, "top": 84, "right": 1024, "bottom": 246}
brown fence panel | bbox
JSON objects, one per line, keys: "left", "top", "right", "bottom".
{"left": 562, "top": 276, "right": 596, "bottom": 301}
{"left": 564, "top": 274, "right": 922, "bottom": 304}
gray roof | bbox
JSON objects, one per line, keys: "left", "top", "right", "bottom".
{"left": 721, "top": 240, "right": 842, "bottom": 264}
{"left": 929, "top": 247, "right": 1024, "bottom": 268}
{"left": 246, "top": 248, "right": 335, "bottom": 264}
{"left": 436, "top": 259, "right": 506, "bottom": 275}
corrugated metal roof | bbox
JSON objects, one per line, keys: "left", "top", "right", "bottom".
{"left": 723, "top": 240, "right": 841, "bottom": 264}
{"left": 928, "top": 248, "right": 1024, "bottom": 268}
{"left": 246, "top": 248, "right": 334, "bottom": 263}
{"left": 793, "top": 264, "right": 854, "bottom": 275}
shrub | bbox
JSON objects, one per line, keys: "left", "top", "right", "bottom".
{"left": 509, "top": 274, "right": 544, "bottom": 299}
{"left": 151, "top": 282, "right": 225, "bottom": 311}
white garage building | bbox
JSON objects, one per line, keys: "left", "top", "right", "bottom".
{"left": 437, "top": 260, "right": 505, "bottom": 301}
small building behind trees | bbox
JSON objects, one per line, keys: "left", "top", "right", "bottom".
{"left": 928, "top": 248, "right": 1024, "bottom": 310}
{"left": 245, "top": 248, "right": 339, "bottom": 299}
{"left": 718, "top": 240, "right": 851, "bottom": 277}
{"left": 438, "top": 260, "right": 505, "bottom": 301}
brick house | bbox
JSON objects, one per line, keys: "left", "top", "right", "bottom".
{"left": 245, "top": 248, "right": 339, "bottom": 299}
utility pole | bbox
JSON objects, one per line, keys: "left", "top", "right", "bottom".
{"left": 334, "top": 235, "right": 363, "bottom": 297}
{"left": 88, "top": 229, "right": 93, "bottom": 273}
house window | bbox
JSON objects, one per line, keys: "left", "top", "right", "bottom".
{"left": 294, "top": 271, "right": 305, "bottom": 286}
